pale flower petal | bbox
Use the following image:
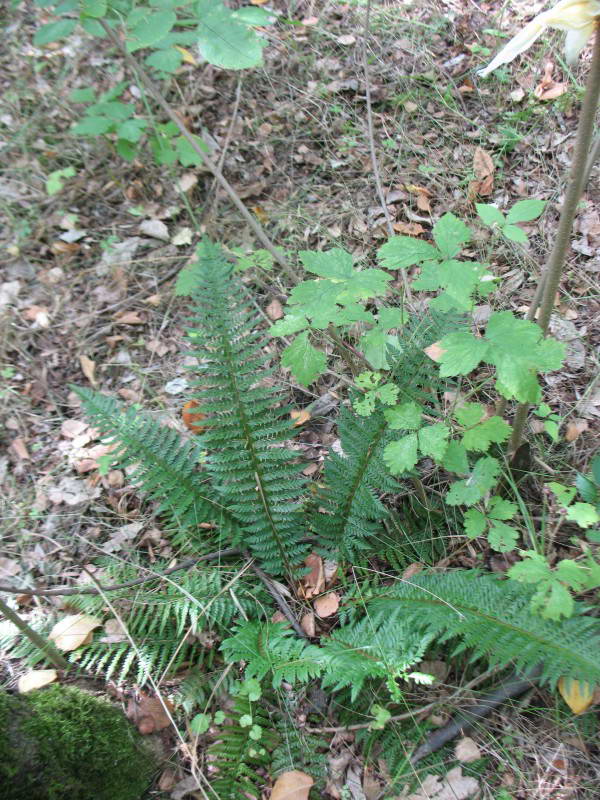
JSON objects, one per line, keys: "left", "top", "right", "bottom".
{"left": 478, "top": 0, "right": 600, "bottom": 77}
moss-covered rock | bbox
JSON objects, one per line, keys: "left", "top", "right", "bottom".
{"left": 0, "top": 685, "right": 156, "bottom": 800}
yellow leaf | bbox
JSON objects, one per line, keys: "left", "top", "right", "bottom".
{"left": 49, "top": 614, "right": 102, "bottom": 652}
{"left": 175, "top": 46, "right": 197, "bottom": 66}
{"left": 271, "top": 770, "right": 314, "bottom": 800}
{"left": 18, "top": 670, "right": 58, "bottom": 693}
{"left": 558, "top": 677, "right": 595, "bottom": 714}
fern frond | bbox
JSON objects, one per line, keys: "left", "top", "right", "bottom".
{"left": 313, "top": 406, "right": 397, "bottom": 560}
{"left": 73, "top": 388, "right": 239, "bottom": 551}
{"left": 185, "top": 240, "right": 309, "bottom": 575}
{"left": 366, "top": 572, "right": 600, "bottom": 687}
{"left": 271, "top": 718, "right": 328, "bottom": 790}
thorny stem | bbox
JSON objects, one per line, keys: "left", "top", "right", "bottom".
{"left": 508, "top": 26, "right": 600, "bottom": 455}
{"left": 0, "top": 595, "right": 70, "bottom": 671}
{"left": 99, "top": 20, "right": 295, "bottom": 283}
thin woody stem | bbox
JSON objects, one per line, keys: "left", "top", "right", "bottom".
{"left": 508, "top": 26, "right": 600, "bottom": 455}
{"left": 0, "top": 596, "right": 71, "bottom": 671}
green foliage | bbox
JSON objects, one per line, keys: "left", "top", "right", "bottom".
{"left": 476, "top": 199, "right": 546, "bottom": 244}
{"left": 546, "top": 480, "right": 600, "bottom": 530}
{"left": 464, "top": 496, "right": 519, "bottom": 552}
{"left": 271, "top": 719, "right": 328, "bottom": 792}
{"left": 0, "top": 686, "right": 155, "bottom": 800}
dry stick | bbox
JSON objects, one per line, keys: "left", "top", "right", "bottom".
{"left": 361, "top": 0, "right": 412, "bottom": 302}
{"left": 0, "top": 547, "right": 242, "bottom": 598}
{"left": 508, "top": 27, "right": 600, "bottom": 455}
{"left": 99, "top": 20, "right": 295, "bottom": 283}
{"left": 0, "top": 595, "right": 70, "bottom": 671}
{"left": 246, "top": 554, "right": 309, "bottom": 640}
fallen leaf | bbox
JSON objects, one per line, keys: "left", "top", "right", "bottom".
{"left": 182, "top": 399, "right": 208, "bottom": 433}
{"left": 252, "top": 205, "right": 269, "bottom": 223}
{"left": 424, "top": 342, "right": 445, "bottom": 362}
{"left": 172, "top": 227, "right": 193, "bottom": 246}
{"left": 403, "top": 100, "right": 418, "bottom": 112}
{"left": 127, "top": 690, "right": 174, "bottom": 734}
{"left": 565, "top": 419, "right": 588, "bottom": 442}
{"left": 139, "top": 218, "right": 170, "bottom": 242}
{"left": 0, "top": 280, "right": 21, "bottom": 309}
{"left": 251, "top": 0, "right": 269, "bottom": 4}
{"left": 79, "top": 355, "right": 97, "bottom": 387}
{"left": 558, "top": 677, "right": 595, "bottom": 714}
{"left": 18, "top": 670, "right": 58, "bottom": 693}
{"left": 101, "top": 618, "right": 128, "bottom": 644}
{"left": 337, "top": 34, "right": 356, "bottom": 45}
{"left": 266, "top": 298, "right": 284, "bottom": 321}
{"left": 49, "top": 614, "right": 102, "bottom": 651}
{"left": 534, "top": 62, "right": 567, "bottom": 101}
{"left": 0, "top": 558, "right": 21, "bottom": 579}
{"left": 301, "top": 611, "right": 316, "bottom": 637}
{"left": 393, "top": 221, "right": 425, "bottom": 236}
{"left": 473, "top": 147, "right": 494, "bottom": 180}
{"left": 303, "top": 462, "right": 319, "bottom": 476}
{"left": 47, "top": 476, "right": 100, "bottom": 506}
{"left": 271, "top": 770, "right": 314, "bottom": 800}
{"left": 60, "top": 419, "right": 88, "bottom": 439}
{"left": 114, "top": 310, "right": 145, "bottom": 325}
{"left": 290, "top": 409, "right": 311, "bottom": 426}
{"left": 407, "top": 766, "right": 479, "bottom": 800}
{"left": 454, "top": 736, "right": 481, "bottom": 763}
{"left": 314, "top": 591, "right": 340, "bottom": 618}
{"left": 10, "top": 438, "right": 30, "bottom": 460}
{"left": 302, "top": 553, "right": 325, "bottom": 598}
{"left": 177, "top": 173, "right": 198, "bottom": 193}
{"left": 22, "top": 305, "right": 50, "bottom": 328}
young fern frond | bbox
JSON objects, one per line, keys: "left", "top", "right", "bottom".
{"left": 312, "top": 406, "right": 397, "bottom": 561}
{"left": 185, "top": 240, "right": 308, "bottom": 575}
{"left": 366, "top": 572, "right": 600, "bottom": 687}
{"left": 73, "top": 388, "right": 239, "bottom": 551}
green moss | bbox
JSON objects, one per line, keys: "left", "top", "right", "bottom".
{"left": 0, "top": 686, "right": 156, "bottom": 800}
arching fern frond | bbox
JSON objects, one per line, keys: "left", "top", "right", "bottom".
{"left": 73, "top": 388, "right": 239, "bottom": 552}
{"left": 185, "top": 240, "right": 309, "bottom": 575}
{"left": 366, "top": 572, "right": 600, "bottom": 687}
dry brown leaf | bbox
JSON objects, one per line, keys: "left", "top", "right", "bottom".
{"left": 534, "top": 63, "right": 567, "bottom": 101}
{"left": 266, "top": 298, "right": 284, "bottom": 320}
{"left": 565, "top": 419, "right": 588, "bottom": 442}
{"left": 402, "top": 562, "right": 423, "bottom": 580}
{"left": 393, "top": 221, "right": 425, "bottom": 236}
{"left": 127, "top": 690, "right": 174, "bottom": 734}
{"left": 558, "top": 678, "right": 595, "bottom": 714}
{"left": 49, "top": 614, "right": 102, "bottom": 652}
{"left": 79, "top": 354, "right": 97, "bottom": 387}
{"left": 60, "top": 419, "right": 88, "bottom": 439}
{"left": 454, "top": 736, "right": 482, "bottom": 763}
{"left": 407, "top": 766, "right": 478, "bottom": 800}
{"left": 0, "top": 557, "right": 21, "bottom": 579}
{"left": 114, "top": 310, "right": 145, "bottom": 325}
{"left": 291, "top": 409, "right": 311, "bottom": 427}
{"left": 424, "top": 342, "right": 446, "bottom": 362}
{"left": 271, "top": 770, "right": 314, "bottom": 800}
{"left": 301, "top": 611, "right": 316, "bottom": 637}
{"left": 473, "top": 147, "right": 494, "bottom": 180}
{"left": 23, "top": 305, "right": 50, "bottom": 328}
{"left": 302, "top": 553, "right": 325, "bottom": 598}
{"left": 18, "top": 670, "right": 58, "bottom": 693}
{"left": 416, "top": 192, "right": 432, "bottom": 212}
{"left": 314, "top": 591, "right": 340, "bottom": 618}
{"left": 302, "top": 462, "right": 319, "bottom": 476}
{"left": 10, "top": 438, "right": 30, "bottom": 460}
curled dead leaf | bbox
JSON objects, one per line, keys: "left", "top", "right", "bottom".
{"left": 314, "top": 591, "right": 340, "bottom": 618}
{"left": 271, "top": 770, "right": 314, "bottom": 800}
{"left": 18, "top": 670, "right": 58, "bottom": 693}
{"left": 291, "top": 409, "right": 311, "bottom": 427}
{"left": 49, "top": 614, "right": 102, "bottom": 652}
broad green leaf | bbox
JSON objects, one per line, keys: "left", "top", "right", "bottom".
{"left": 418, "top": 423, "right": 450, "bottom": 461}
{"left": 432, "top": 213, "right": 471, "bottom": 259}
{"left": 269, "top": 314, "right": 308, "bottom": 337}
{"left": 145, "top": 47, "right": 183, "bottom": 73}
{"left": 501, "top": 224, "right": 528, "bottom": 244}
{"left": 442, "top": 440, "right": 469, "bottom": 474}
{"left": 384, "top": 434, "right": 419, "bottom": 475}
{"left": 377, "top": 236, "right": 438, "bottom": 269}
{"left": 116, "top": 118, "right": 147, "bottom": 142}
{"left": 488, "top": 521, "right": 519, "bottom": 552}
{"left": 80, "top": 17, "right": 106, "bottom": 37}
{"left": 233, "top": 7, "right": 273, "bottom": 25}
{"left": 508, "top": 551, "right": 551, "bottom": 584}
{"left": 281, "top": 331, "right": 326, "bottom": 386}
{"left": 489, "top": 496, "right": 517, "bottom": 521}
{"left": 377, "top": 307, "right": 406, "bottom": 331}
{"left": 464, "top": 508, "right": 486, "bottom": 538}
{"left": 461, "top": 416, "right": 511, "bottom": 452}
{"left": 87, "top": 101, "right": 133, "bottom": 121}
{"left": 455, "top": 403, "right": 485, "bottom": 428}
{"left": 384, "top": 402, "right": 423, "bottom": 431}
{"left": 116, "top": 139, "right": 136, "bottom": 160}
{"left": 547, "top": 482, "right": 577, "bottom": 508}
{"left": 555, "top": 560, "right": 589, "bottom": 591}
{"left": 445, "top": 456, "right": 500, "bottom": 506}
{"left": 378, "top": 383, "right": 400, "bottom": 406}
{"left": 190, "top": 713, "right": 211, "bottom": 734}
{"left": 45, "top": 167, "right": 76, "bottom": 196}
{"left": 576, "top": 473, "right": 598, "bottom": 505}
{"left": 299, "top": 248, "right": 354, "bottom": 279}
{"left": 288, "top": 280, "right": 343, "bottom": 328}
{"left": 69, "top": 87, "right": 95, "bottom": 103}
{"left": 540, "top": 581, "right": 575, "bottom": 621}
{"left": 127, "top": 11, "right": 177, "bottom": 52}
{"left": 34, "top": 19, "right": 77, "bottom": 45}
{"left": 436, "top": 331, "right": 489, "bottom": 377}
{"left": 476, "top": 203, "right": 505, "bottom": 227}
{"left": 73, "top": 115, "right": 114, "bottom": 137}
{"left": 506, "top": 198, "right": 545, "bottom": 224}
{"left": 335, "top": 269, "right": 391, "bottom": 303}
{"left": 80, "top": 0, "right": 107, "bottom": 17}
{"left": 360, "top": 327, "right": 393, "bottom": 370}
{"left": 196, "top": 0, "right": 266, "bottom": 69}
{"left": 566, "top": 503, "right": 600, "bottom": 529}
{"left": 150, "top": 135, "right": 177, "bottom": 165}
{"left": 175, "top": 134, "right": 209, "bottom": 167}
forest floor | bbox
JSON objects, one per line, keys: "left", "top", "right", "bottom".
{"left": 1, "top": 1, "right": 600, "bottom": 798}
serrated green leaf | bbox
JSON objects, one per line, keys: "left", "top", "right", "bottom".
{"left": 442, "top": 440, "right": 469, "bottom": 474}
{"left": 69, "top": 87, "right": 96, "bottom": 103}
{"left": 437, "top": 331, "right": 489, "bottom": 377}
{"left": 455, "top": 403, "right": 485, "bottom": 428}
{"left": 489, "top": 496, "right": 517, "bottom": 521}
{"left": 462, "top": 416, "right": 511, "bottom": 452}
{"left": 378, "top": 383, "right": 400, "bottom": 406}
{"left": 506, "top": 198, "right": 545, "bottom": 224}
{"left": 196, "top": 0, "right": 266, "bottom": 69}
{"left": 34, "top": 19, "right": 77, "bottom": 45}
{"left": 335, "top": 269, "right": 392, "bottom": 303}
{"left": 464, "top": 508, "right": 486, "bottom": 538}
{"left": 501, "top": 224, "right": 528, "bottom": 244}
{"left": 377, "top": 236, "right": 439, "bottom": 269}
{"left": 555, "top": 559, "right": 589, "bottom": 591}
{"left": 539, "top": 581, "right": 574, "bottom": 621}
{"left": 384, "top": 402, "right": 423, "bottom": 431}
{"left": 488, "top": 520, "right": 519, "bottom": 552}
{"left": 281, "top": 331, "right": 326, "bottom": 386}
{"left": 476, "top": 203, "right": 505, "bottom": 227}
{"left": 547, "top": 482, "right": 577, "bottom": 508}
{"left": 145, "top": 47, "right": 183, "bottom": 73}
{"left": 383, "top": 433, "right": 419, "bottom": 475}
{"left": 45, "top": 167, "right": 76, "bottom": 196}
{"left": 116, "top": 118, "right": 147, "bottom": 142}
{"left": 355, "top": 372, "right": 380, "bottom": 390}
{"left": 190, "top": 713, "right": 211, "bottom": 734}
{"left": 175, "top": 134, "right": 209, "bottom": 167}
{"left": 418, "top": 422, "right": 450, "bottom": 461}
{"left": 445, "top": 456, "right": 500, "bottom": 506}
{"left": 80, "top": 0, "right": 106, "bottom": 17}
{"left": 299, "top": 248, "right": 354, "bottom": 279}
{"left": 377, "top": 307, "right": 406, "bottom": 331}
{"left": 116, "top": 139, "right": 136, "bottom": 160}
{"left": 269, "top": 314, "right": 308, "bottom": 337}
{"left": 432, "top": 212, "right": 471, "bottom": 259}
{"left": 508, "top": 551, "right": 551, "bottom": 584}
{"left": 127, "top": 11, "right": 177, "bottom": 52}
{"left": 566, "top": 503, "right": 600, "bottom": 529}
{"left": 72, "top": 116, "right": 114, "bottom": 136}
{"left": 360, "top": 327, "right": 393, "bottom": 370}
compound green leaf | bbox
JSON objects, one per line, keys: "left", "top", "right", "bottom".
{"left": 455, "top": 403, "right": 485, "bottom": 428}
{"left": 384, "top": 402, "right": 423, "bottom": 431}
{"left": 145, "top": 47, "right": 183, "bottom": 73}
{"left": 501, "top": 224, "right": 528, "bottom": 244}
{"left": 566, "top": 503, "right": 600, "bottom": 529}
{"left": 487, "top": 521, "right": 519, "bottom": 552}
{"left": 269, "top": 314, "right": 308, "bottom": 337}
{"left": 436, "top": 331, "right": 489, "bottom": 377}
{"left": 377, "top": 236, "right": 438, "bottom": 269}
{"left": 432, "top": 212, "right": 471, "bottom": 259}
{"left": 464, "top": 508, "right": 486, "bottom": 538}
{"left": 445, "top": 456, "right": 501, "bottom": 506}
{"left": 442, "top": 440, "right": 469, "bottom": 474}
{"left": 476, "top": 203, "right": 505, "bottom": 227}
{"left": 489, "top": 496, "right": 517, "bottom": 521}
{"left": 196, "top": 0, "right": 266, "bottom": 69}
{"left": 299, "top": 248, "right": 354, "bottom": 279}
{"left": 281, "top": 331, "right": 326, "bottom": 386}
{"left": 506, "top": 198, "right": 545, "bottom": 224}
{"left": 418, "top": 422, "right": 450, "bottom": 461}
{"left": 461, "top": 416, "right": 511, "bottom": 452}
